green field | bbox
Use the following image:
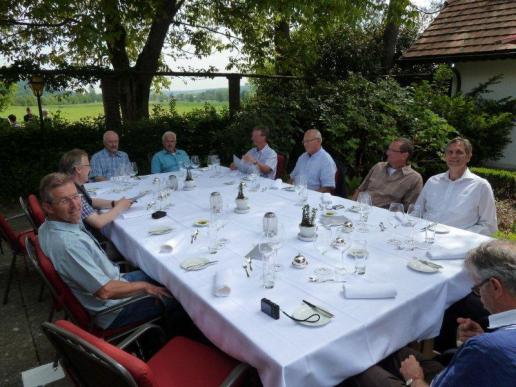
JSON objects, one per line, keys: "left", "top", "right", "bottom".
{"left": 0, "top": 101, "right": 228, "bottom": 122}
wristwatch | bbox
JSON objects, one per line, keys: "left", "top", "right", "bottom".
{"left": 405, "top": 379, "right": 414, "bottom": 386}
{"left": 253, "top": 160, "right": 258, "bottom": 165}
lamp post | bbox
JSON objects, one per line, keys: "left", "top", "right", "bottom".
{"left": 29, "top": 75, "right": 45, "bottom": 129}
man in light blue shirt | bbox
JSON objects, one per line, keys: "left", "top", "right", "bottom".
{"left": 151, "top": 131, "right": 190, "bottom": 173}
{"left": 38, "top": 173, "right": 176, "bottom": 329}
{"left": 90, "top": 131, "right": 131, "bottom": 181}
{"left": 289, "top": 129, "right": 336, "bottom": 192}
{"left": 230, "top": 126, "right": 278, "bottom": 179}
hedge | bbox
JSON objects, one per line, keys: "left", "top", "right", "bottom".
{"left": 471, "top": 167, "right": 516, "bottom": 200}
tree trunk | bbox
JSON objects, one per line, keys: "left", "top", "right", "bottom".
{"left": 274, "top": 18, "right": 291, "bottom": 75}
{"left": 100, "top": 76, "right": 122, "bottom": 129}
{"left": 382, "top": 0, "right": 409, "bottom": 74}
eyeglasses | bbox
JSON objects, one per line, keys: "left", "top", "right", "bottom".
{"left": 302, "top": 138, "right": 320, "bottom": 144}
{"left": 81, "top": 164, "right": 90, "bottom": 167}
{"left": 52, "top": 193, "right": 83, "bottom": 206}
{"left": 471, "top": 277, "right": 491, "bottom": 297}
{"left": 387, "top": 148, "right": 406, "bottom": 153}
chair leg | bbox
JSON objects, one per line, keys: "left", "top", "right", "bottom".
{"left": 38, "top": 282, "right": 45, "bottom": 302}
{"left": 3, "top": 252, "right": 18, "bottom": 305}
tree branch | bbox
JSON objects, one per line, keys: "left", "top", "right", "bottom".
{"left": 0, "top": 17, "right": 78, "bottom": 28}
{"left": 174, "top": 21, "right": 243, "bottom": 42}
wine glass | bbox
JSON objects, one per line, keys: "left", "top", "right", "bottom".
{"left": 190, "top": 155, "right": 200, "bottom": 169}
{"left": 356, "top": 191, "right": 372, "bottom": 232}
{"left": 387, "top": 203, "right": 404, "bottom": 245}
{"left": 259, "top": 235, "right": 275, "bottom": 289}
{"left": 168, "top": 175, "right": 178, "bottom": 191}
{"left": 405, "top": 204, "right": 422, "bottom": 250}
{"left": 130, "top": 162, "right": 138, "bottom": 178}
{"left": 269, "top": 223, "right": 284, "bottom": 272}
{"left": 350, "top": 238, "right": 368, "bottom": 275}
{"left": 332, "top": 228, "right": 350, "bottom": 278}
{"left": 294, "top": 174, "right": 307, "bottom": 205}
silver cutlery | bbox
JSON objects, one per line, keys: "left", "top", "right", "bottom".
{"left": 332, "top": 204, "right": 345, "bottom": 210}
{"left": 379, "top": 222, "right": 386, "bottom": 232}
{"left": 190, "top": 229, "right": 199, "bottom": 244}
{"left": 420, "top": 222, "right": 437, "bottom": 232}
{"left": 302, "top": 299, "right": 335, "bottom": 318}
{"left": 243, "top": 261, "right": 250, "bottom": 277}
{"left": 415, "top": 258, "right": 443, "bottom": 269}
{"left": 308, "top": 276, "right": 346, "bottom": 283}
{"left": 185, "top": 260, "right": 218, "bottom": 271}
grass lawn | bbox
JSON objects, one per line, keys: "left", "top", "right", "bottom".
{"left": 0, "top": 101, "right": 228, "bottom": 122}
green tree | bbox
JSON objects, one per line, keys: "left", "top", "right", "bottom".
{"left": 0, "top": 82, "right": 16, "bottom": 112}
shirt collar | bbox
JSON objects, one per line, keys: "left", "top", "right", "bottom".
{"left": 103, "top": 148, "right": 122, "bottom": 158}
{"left": 488, "top": 308, "right": 516, "bottom": 330}
{"left": 385, "top": 163, "right": 412, "bottom": 176}
{"left": 308, "top": 147, "right": 324, "bottom": 158}
{"left": 441, "top": 167, "right": 474, "bottom": 182}
{"left": 45, "top": 220, "right": 83, "bottom": 233}
{"left": 255, "top": 144, "right": 270, "bottom": 153}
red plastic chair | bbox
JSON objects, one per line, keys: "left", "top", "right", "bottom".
{"left": 275, "top": 153, "right": 287, "bottom": 180}
{"left": 27, "top": 194, "right": 46, "bottom": 228}
{"left": 26, "top": 234, "right": 164, "bottom": 340}
{"left": 0, "top": 212, "right": 35, "bottom": 304}
{"left": 42, "top": 320, "right": 250, "bottom": 387}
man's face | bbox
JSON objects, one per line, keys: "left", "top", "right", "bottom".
{"left": 251, "top": 130, "right": 266, "bottom": 147}
{"left": 42, "top": 182, "right": 82, "bottom": 224}
{"left": 445, "top": 142, "right": 471, "bottom": 170}
{"left": 104, "top": 133, "right": 119, "bottom": 154}
{"left": 163, "top": 134, "right": 177, "bottom": 152}
{"left": 302, "top": 132, "right": 321, "bottom": 155}
{"left": 386, "top": 141, "right": 409, "bottom": 168}
{"left": 75, "top": 155, "right": 91, "bottom": 185}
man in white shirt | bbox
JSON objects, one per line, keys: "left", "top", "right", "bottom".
{"left": 415, "top": 137, "right": 497, "bottom": 236}
{"left": 230, "top": 126, "right": 277, "bottom": 179}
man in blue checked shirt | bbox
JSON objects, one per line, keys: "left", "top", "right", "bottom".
{"left": 90, "top": 131, "right": 131, "bottom": 181}
{"left": 151, "top": 131, "right": 190, "bottom": 173}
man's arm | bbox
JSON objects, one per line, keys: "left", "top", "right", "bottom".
{"left": 150, "top": 153, "right": 161, "bottom": 174}
{"left": 402, "top": 174, "right": 424, "bottom": 209}
{"left": 457, "top": 317, "right": 484, "bottom": 343}
{"left": 95, "top": 279, "right": 171, "bottom": 300}
{"left": 400, "top": 355, "right": 429, "bottom": 387}
{"left": 467, "top": 182, "right": 497, "bottom": 236}
{"left": 90, "top": 153, "right": 107, "bottom": 181}
{"left": 84, "top": 199, "right": 132, "bottom": 229}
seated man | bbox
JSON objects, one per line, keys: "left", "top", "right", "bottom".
{"left": 90, "top": 130, "right": 131, "bottom": 181}
{"left": 345, "top": 239, "right": 516, "bottom": 387}
{"left": 289, "top": 129, "right": 336, "bottom": 193}
{"left": 415, "top": 137, "right": 497, "bottom": 236}
{"left": 353, "top": 138, "right": 422, "bottom": 209}
{"left": 151, "top": 131, "right": 190, "bottom": 173}
{"left": 230, "top": 126, "right": 277, "bottom": 179}
{"left": 38, "top": 173, "right": 179, "bottom": 330}
{"left": 59, "top": 149, "right": 132, "bottom": 230}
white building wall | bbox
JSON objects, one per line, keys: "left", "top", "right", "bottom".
{"left": 453, "top": 59, "right": 516, "bottom": 170}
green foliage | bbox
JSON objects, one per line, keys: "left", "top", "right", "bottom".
{"left": 493, "top": 230, "right": 516, "bottom": 241}
{"left": 0, "top": 82, "right": 15, "bottom": 111}
{"left": 470, "top": 167, "right": 516, "bottom": 200}
{"left": 300, "top": 204, "right": 317, "bottom": 227}
{"left": 0, "top": 103, "right": 233, "bottom": 202}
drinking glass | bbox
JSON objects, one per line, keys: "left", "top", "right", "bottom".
{"left": 356, "top": 191, "right": 372, "bottom": 232}
{"left": 259, "top": 236, "right": 275, "bottom": 289}
{"left": 405, "top": 204, "right": 422, "bottom": 250}
{"left": 207, "top": 221, "right": 219, "bottom": 254}
{"left": 210, "top": 192, "right": 223, "bottom": 215}
{"left": 387, "top": 203, "right": 404, "bottom": 245}
{"left": 130, "top": 162, "right": 138, "bottom": 177}
{"left": 269, "top": 223, "right": 284, "bottom": 271}
{"left": 350, "top": 238, "right": 368, "bottom": 275}
{"left": 294, "top": 175, "right": 308, "bottom": 205}
{"left": 168, "top": 175, "right": 178, "bottom": 191}
{"left": 332, "top": 228, "right": 350, "bottom": 275}
{"left": 190, "top": 155, "right": 200, "bottom": 169}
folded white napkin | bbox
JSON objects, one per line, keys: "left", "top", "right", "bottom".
{"left": 120, "top": 209, "right": 148, "bottom": 219}
{"left": 427, "top": 247, "right": 467, "bottom": 260}
{"left": 273, "top": 178, "right": 283, "bottom": 189}
{"left": 343, "top": 283, "right": 397, "bottom": 299}
{"left": 213, "top": 270, "right": 232, "bottom": 297}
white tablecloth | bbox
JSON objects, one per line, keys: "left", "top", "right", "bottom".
{"left": 88, "top": 169, "right": 491, "bottom": 387}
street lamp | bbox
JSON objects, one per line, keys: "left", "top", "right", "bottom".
{"left": 29, "top": 75, "right": 45, "bottom": 129}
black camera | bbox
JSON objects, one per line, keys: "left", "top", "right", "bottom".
{"left": 261, "top": 298, "right": 280, "bottom": 320}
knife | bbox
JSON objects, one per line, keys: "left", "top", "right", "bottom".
{"left": 302, "top": 300, "right": 334, "bottom": 318}
{"left": 418, "top": 259, "right": 443, "bottom": 269}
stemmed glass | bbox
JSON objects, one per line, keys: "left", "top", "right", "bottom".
{"left": 405, "top": 204, "right": 422, "bottom": 250}
{"left": 268, "top": 223, "right": 284, "bottom": 272}
{"left": 387, "top": 203, "right": 404, "bottom": 245}
{"left": 168, "top": 175, "right": 178, "bottom": 191}
{"left": 190, "top": 155, "right": 200, "bottom": 169}
{"left": 356, "top": 191, "right": 372, "bottom": 232}
{"left": 259, "top": 234, "right": 275, "bottom": 289}
{"left": 332, "top": 227, "right": 350, "bottom": 278}
{"left": 130, "top": 162, "right": 138, "bottom": 178}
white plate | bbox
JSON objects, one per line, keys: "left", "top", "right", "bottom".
{"left": 292, "top": 304, "right": 331, "bottom": 327}
{"left": 348, "top": 206, "right": 361, "bottom": 213}
{"left": 234, "top": 207, "right": 250, "bottom": 214}
{"left": 433, "top": 225, "right": 450, "bottom": 234}
{"left": 148, "top": 227, "right": 174, "bottom": 236}
{"left": 180, "top": 257, "right": 209, "bottom": 271}
{"left": 193, "top": 219, "right": 209, "bottom": 227}
{"left": 323, "top": 211, "right": 337, "bottom": 217}
{"left": 348, "top": 248, "right": 368, "bottom": 258}
{"left": 282, "top": 186, "right": 296, "bottom": 192}
{"left": 407, "top": 259, "right": 439, "bottom": 273}
{"left": 297, "top": 233, "right": 317, "bottom": 242}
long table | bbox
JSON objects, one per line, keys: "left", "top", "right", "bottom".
{"left": 88, "top": 169, "right": 490, "bottom": 387}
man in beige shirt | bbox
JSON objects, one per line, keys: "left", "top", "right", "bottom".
{"left": 353, "top": 138, "right": 422, "bottom": 209}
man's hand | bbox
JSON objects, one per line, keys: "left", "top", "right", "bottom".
{"left": 114, "top": 198, "right": 133, "bottom": 211}
{"left": 400, "top": 355, "right": 425, "bottom": 383}
{"left": 242, "top": 154, "right": 256, "bottom": 164}
{"left": 144, "top": 283, "right": 172, "bottom": 300}
{"left": 229, "top": 162, "right": 237, "bottom": 170}
{"left": 457, "top": 317, "right": 484, "bottom": 343}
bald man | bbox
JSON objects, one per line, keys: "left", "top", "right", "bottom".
{"left": 151, "top": 131, "right": 190, "bottom": 173}
{"left": 90, "top": 131, "right": 131, "bottom": 181}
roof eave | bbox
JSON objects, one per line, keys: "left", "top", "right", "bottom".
{"left": 398, "top": 50, "right": 516, "bottom": 64}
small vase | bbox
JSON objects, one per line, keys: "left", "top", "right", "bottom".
{"left": 299, "top": 225, "right": 316, "bottom": 238}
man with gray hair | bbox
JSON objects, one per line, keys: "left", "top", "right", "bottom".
{"left": 90, "top": 130, "right": 131, "bottom": 181}
{"left": 151, "top": 131, "right": 190, "bottom": 173}
{"left": 415, "top": 137, "right": 497, "bottom": 236}
{"left": 345, "top": 240, "right": 516, "bottom": 387}
{"left": 354, "top": 138, "right": 423, "bottom": 209}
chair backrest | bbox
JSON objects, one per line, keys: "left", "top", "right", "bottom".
{"left": 42, "top": 320, "right": 155, "bottom": 387}
{"left": 275, "top": 153, "right": 287, "bottom": 180}
{"left": 334, "top": 159, "right": 348, "bottom": 198}
{"left": 0, "top": 213, "right": 22, "bottom": 253}
{"left": 19, "top": 196, "right": 38, "bottom": 230}
{"left": 28, "top": 194, "right": 46, "bottom": 228}
{"left": 26, "top": 234, "right": 93, "bottom": 329}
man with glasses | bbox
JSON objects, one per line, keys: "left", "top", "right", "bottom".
{"left": 151, "top": 131, "right": 190, "bottom": 173}
{"left": 289, "top": 129, "right": 336, "bottom": 193}
{"left": 345, "top": 240, "right": 516, "bottom": 387}
{"left": 59, "top": 149, "right": 132, "bottom": 231}
{"left": 353, "top": 138, "right": 422, "bottom": 209}
{"left": 38, "top": 173, "right": 180, "bottom": 330}
{"left": 230, "top": 126, "right": 277, "bottom": 179}
{"left": 415, "top": 137, "right": 497, "bottom": 236}
{"left": 90, "top": 131, "right": 131, "bottom": 181}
